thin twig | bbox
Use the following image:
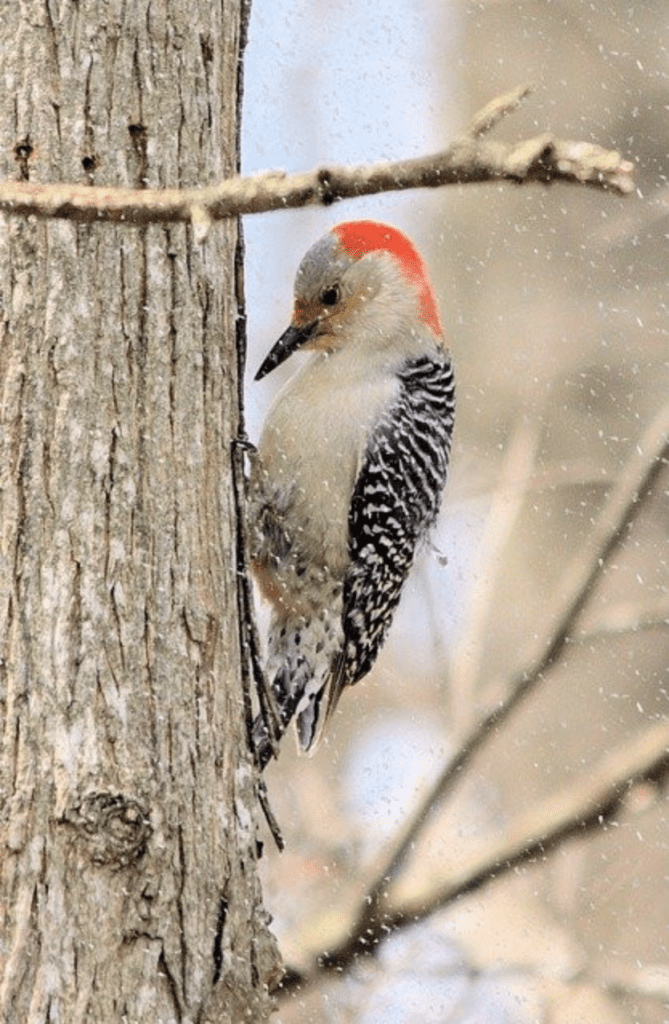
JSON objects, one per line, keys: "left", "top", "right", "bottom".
{"left": 0, "top": 89, "right": 634, "bottom": 229}
{"left": 465, "top": 83, "right": 534, "bottom": 138}
{"left": 257, "top": 778, "right": 285, "bottom": 853}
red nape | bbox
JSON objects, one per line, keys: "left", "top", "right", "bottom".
{"left": 332, "top": 220, "right": 443, "bottom": 337}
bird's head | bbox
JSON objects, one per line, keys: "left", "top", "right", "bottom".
{"left": 255, "top": 220, "right": 444, "bottom": 381}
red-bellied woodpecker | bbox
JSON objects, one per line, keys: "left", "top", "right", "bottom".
{"left": 251, "top": 220, "right": 454, "bottom": 766}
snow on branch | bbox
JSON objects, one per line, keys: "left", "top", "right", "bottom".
{"left": 0, "top": 87, "right": 634, "bottom": 229}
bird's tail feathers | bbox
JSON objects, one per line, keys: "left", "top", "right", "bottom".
{"left": 294, "top": 649, "right": 348, "bottom": 754}
{"left": 261, "top": 608, "right": 346, "bottom": 757}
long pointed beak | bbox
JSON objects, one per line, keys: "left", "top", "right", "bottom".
{"left": 254, "top": 320, "right": 319, "bottom": 381}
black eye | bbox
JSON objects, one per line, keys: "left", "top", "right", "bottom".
{"left": 320, "top": 284, "right": 340, "bottom": 306}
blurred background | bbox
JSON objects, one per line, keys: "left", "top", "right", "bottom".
{"left": 242, "top": 2, "right": 669, "bottom": 1021}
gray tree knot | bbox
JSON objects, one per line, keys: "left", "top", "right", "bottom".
{"left": 62, "top": 792, "right": 151, "bottom": 868}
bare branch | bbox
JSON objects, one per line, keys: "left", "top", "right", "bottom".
{"left": 0, "top": 88, "right": 634, "bottom": 228}
{"left": 389, "top": 720, "right": 669, "bottom": 927}
{"left": 281, "top": 719, "right": 669, "bottom": 990}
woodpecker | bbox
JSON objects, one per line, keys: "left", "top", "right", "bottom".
{"left": 251, "top": 220, "right": 454, "bottom": 766}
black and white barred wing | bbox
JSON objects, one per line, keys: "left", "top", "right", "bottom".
{"left": 319, "top": 354, "right": 456, "bottom": 730}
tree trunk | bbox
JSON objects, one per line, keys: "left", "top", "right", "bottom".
{"left": 0, "top": 2, "right": 279, "bottom": 1021}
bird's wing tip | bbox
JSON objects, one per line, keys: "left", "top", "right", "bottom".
{"left": 294, "top": 650, "right": 348, "bottom": 755}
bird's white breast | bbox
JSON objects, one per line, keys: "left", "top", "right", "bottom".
{"left": 256, "top": 351, "right": 400, "bottom": 574}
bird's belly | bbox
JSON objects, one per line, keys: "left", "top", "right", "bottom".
{"left": 254, "top": 368, "right": 398, "bottom": 590}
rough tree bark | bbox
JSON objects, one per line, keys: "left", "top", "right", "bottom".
{"left": 0, "top": 2, "right": 279, "bottom": 1021}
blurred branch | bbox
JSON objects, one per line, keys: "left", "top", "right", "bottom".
{"left": 278, "top": 401, "right": 669, "bottom": 994}
{"left": 0, "top": 87, "right": 634, "bottom": 228}
{"left": 574, "top": 598, "right": 669, "bottom": 644}
{"left": 388, "top": 720, "right": 669, "bottom": 924}
{"left": 600, "top": 962, "right": 669, "bottom": 1004}
{"left": 449, "top": 415, "right": 540, "bottom": 730}
{"left": 281, "top": 719, "right": 669, "bottom": 992}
